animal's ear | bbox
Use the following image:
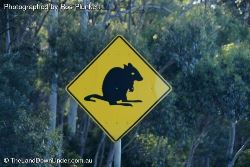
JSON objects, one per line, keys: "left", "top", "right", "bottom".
{"left": 128, "top": 63, "right": 132, "bottom": 67}
{"left": 124, "top": 64, "right": 128, "bottom": 68}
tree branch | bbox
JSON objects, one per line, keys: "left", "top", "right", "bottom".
{"left": 122, "top": 126, "right": 139, "bottom": 152}
{"left": 159, "top": 59, "right": 175, "bottom": 74}
{"left": 33, "top": 10, "right": 50, "bottom": 38}
{"left": 231, "top": 137, "right": 250, "bottom": 166}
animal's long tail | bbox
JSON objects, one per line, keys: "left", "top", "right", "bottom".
{"left": 84, "top": 94, "right": 106, "bottom": 102}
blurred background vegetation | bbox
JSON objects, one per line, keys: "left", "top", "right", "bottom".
{"left": 0, "top": 0, "right": 250, "bottom": 167}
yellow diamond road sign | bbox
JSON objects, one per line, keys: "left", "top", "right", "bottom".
{"left": 66, "top": 35, "right": 172, "bottom": 141}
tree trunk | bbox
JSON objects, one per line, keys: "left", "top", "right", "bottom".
{"left": 205, "top": 156, "right": 210, "bottom": 167}
{"left": 80, "top": 114, "right": 91, "bottom": 157}
{"left": 94, "top": 133, "right": 106, "bottom": 167}
{"left": 106, "top": 143, "right": 115, "bottom": 167}
{"left": 5, "top": 9, "right": 11, "bottom": 54}
{"left": 128, "top": 0, "right": 132, "bottom": 33}
{"left": 48, "top": 0, "right": 58, "bottom": 131}
{"left": 58, "top": 98, "right": 67, "bottom": 167}
{"left": 185, "top": 141, "right": 197, "bottom": 167}
{"left": 228, "top": 121, "right": 236, "bottom": 156}
{"left": 98, "top": 137, "right": 106, "bottom": 167}
{"left": 102, "top": 0, "right": 111, "bottom": 29}
{"left": 67, "top": 98, "right": 78, "bottom": 136}
{"left": 80, "top": 0, "right": 89, "bottom": 33}
{"left": 114, "top": 140, "right": 121, "bottom": 167}
{"left": 244, "top": 3, "right": 250, "bottom": 25}
{"left": 227, "top": 121, "right": 236, "bottom": 167}
{"left": 49, "top": 74, "right": 58, "bottom": 130}
{"left": 185, "top": 128, "right": 208, "bottom": 167}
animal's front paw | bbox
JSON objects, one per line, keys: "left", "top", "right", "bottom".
{"left": 124, "top": 103, "right": 133, "bottom": 106}
{"left": 129, "top": 87, "right": 134, "bottom": 92}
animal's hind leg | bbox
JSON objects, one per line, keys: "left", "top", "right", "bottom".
{"left": 109, "top": 101, "right": 132, "bottom": 107}
{"left": 117, "top": 103, "right": 133, "bottom": 106}
{"left": 122, "top": 99, "right": 142, "bottom": 102}
{"left": 121, "top": 95, "right": 142, "bottom": 103}
{"left": 108, "top": 101, "right": 116, "bottom": 105}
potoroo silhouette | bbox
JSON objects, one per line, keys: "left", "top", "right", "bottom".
{"left": 84, "top": 63, "right": 143, "bottom": 106}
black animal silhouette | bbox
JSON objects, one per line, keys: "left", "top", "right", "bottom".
{"left": 84, "top": 63, "right": 143, "bottom": 106}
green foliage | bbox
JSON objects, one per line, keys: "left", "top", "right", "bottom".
{"left": 127, "top": 133, "right": 169, "bottom": 167}
{"left": 237, "top": 149, "right": 250, "bottom": 167}
{"left": 150, "top": 5, "right": 219, "bottom": 76}
{"left": 0, "top": 48, "right": 60, "bottom": 166}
